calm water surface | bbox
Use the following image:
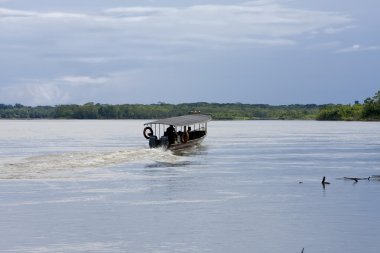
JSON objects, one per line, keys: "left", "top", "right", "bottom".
{"left": 0, "top": 120, "right": 380, "bottom": 253}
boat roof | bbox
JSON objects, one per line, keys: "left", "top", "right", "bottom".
{"left": 145, "top": 114, "right": 211, "bottom": 126}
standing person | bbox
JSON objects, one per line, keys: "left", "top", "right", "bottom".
{"left": 166, "top": 125, "right": 176, "bottom": 144}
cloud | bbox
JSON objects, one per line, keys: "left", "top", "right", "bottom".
{"left": 336, "top": 44, "right": 380, "bottom": 53}
{"left": 103, "top": 3, "right": 351, "bottom": 42}
{"left": 305, "top": 41, "right": 342, "bottom": 50}
{"left": 0, "top": 75, "right": 110, "bottom": 105}
{"left": 0, "top": 2, "right": 351, "bottom": 50}
{"left": 0, "top": 2, "right": 354, "bottom": 77}
{"left": 323, "top": 25, "right": 355, "bottom": 34}
{"left": 0, "top": 2, "right": 357, "bottom": 105}
{"left": 58, "top": 76, "right": 109, "bottom": 86}
{"left": 0, "top": 82, "right": 69, "bottom": 106}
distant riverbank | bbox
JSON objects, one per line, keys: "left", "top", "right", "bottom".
{"left": 1, "top": 90, "right": 379, "bottom": 121}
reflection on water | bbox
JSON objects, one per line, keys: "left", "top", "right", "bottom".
{"left": 145, "top": 160, "right": 195, "bottom": 168}
{"left": 0, "top": 120, "right": 380, "bottom": 253}
{"left": 172, "top": 145, "right": 209, "bottom": 156}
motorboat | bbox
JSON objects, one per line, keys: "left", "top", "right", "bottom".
{"left": 143, "top": 114, "right": 211, "bottom": 150}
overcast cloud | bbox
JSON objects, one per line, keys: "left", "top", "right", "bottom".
{"left": 0, "top": 0, "right": 379, "bottom": 105}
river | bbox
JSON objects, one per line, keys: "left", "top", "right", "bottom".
{"left": 0, "top": 120, "right": 379, "bottom": 253}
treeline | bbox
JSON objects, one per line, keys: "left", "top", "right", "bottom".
{"left": 1, "top": 90, "right": 379, "bottom": 120}
{"left": 0, "top": 102, "right": 321, "bottom": 120}
{"left": 317, "top": 91, "right": 380, "bottom": 121}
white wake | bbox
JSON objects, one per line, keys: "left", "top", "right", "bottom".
{"left": 0, "top": 148, "right": 180, "bottom": 180}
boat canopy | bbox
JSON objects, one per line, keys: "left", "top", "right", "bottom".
{"left": 144, "top": 114, "right": 211, "bottom": 126}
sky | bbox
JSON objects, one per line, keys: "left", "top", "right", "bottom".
{"left": 0, "top": 0, "right": 379, "bottom": 106}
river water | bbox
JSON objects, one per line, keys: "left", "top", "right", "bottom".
{"left": 0, "top": 120, "right": 379, "bottom": 253}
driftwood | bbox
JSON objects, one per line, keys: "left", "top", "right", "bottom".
{"left": 336, "top": 176, "right": 373, "bottom": 182}
{"left": 343, "top": 177, "right": 370, "bottom": 182}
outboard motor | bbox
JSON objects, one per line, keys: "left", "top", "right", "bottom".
{"left": 159, "top": 136, "right": 170, "bottom": 149}
{"left": 149, "top": 135, "right": 158, "bottom": 148}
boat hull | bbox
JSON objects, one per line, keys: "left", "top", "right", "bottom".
{"left": 168, "top": 135, "right": 206, "bottom": 150}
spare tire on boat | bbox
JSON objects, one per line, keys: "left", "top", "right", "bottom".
{"left": 143, "top": 126, "right": 153, "bottom": 139}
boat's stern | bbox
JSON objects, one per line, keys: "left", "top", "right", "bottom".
{"left": 148, "top": 135, "right": 169, "bottom": 149}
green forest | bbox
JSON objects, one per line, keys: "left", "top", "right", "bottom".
{"left": 316, "top": 90, "right": 380, "bottom": 121}
{"left": 1, "top": 90, "right": 379, "bottom": 121}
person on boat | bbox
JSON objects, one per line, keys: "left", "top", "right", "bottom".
{"left": 166, "top": 125, "right": 176, "bottom": 144}
{"left": 187, "top": 126, "right": 192, "bottom": 140}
